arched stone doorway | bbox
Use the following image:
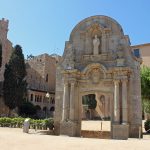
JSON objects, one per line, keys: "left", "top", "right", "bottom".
{"left": 54, "top": 15, "right": 142, "bottom": 139}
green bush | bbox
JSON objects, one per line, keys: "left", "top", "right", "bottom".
{"left": 43, "top": 118, "right": 54, "bottom": 130}
{"left": 0, "top": 117, "right": 54, "bottom": 130}
{"left": 19, "top": 101, "right": 37, "bottom": 117}
{"left": 144, "top": 120, "right": 150, "bottom": 132}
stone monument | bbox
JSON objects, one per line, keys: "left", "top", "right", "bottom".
{"left": 54, "top": 15, "right": 142, "bottom": 139}
{"left": 93, "top": 35, "right": 100, "bottom": 55}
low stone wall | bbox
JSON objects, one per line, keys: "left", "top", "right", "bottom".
{"left": 81, "top": 130, "right": 111, "bottom": 139}
{"left": 0, "top": 96, "right": 9, "bottom": 116}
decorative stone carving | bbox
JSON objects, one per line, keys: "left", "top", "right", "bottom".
{"left": 116, "top": 44, "right": 125, "bottom": 67}
{"left": 93, "top": 35, "right": 100, "bottom": 55}
{"left": 88, "top": 68, "right": 103, "bottom": 84}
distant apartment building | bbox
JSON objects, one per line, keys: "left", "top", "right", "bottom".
{"left": 132, "top": 43, "right": 150, "bottom": 67}
{"left": 26, "top": 54, "right": 60, "bottom": 117}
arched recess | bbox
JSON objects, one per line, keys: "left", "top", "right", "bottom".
{"left": 82, "top": 63, "right": 107, "bottom": 79}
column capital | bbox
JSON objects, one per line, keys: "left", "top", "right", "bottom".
{"left": 64, "top": 82, "right": 69, "bottom": 87}
{"left": 70, "top": 80, "right": 77, "bottom": 86}
{"left": 113, "top": 79, "right": 120, "bottom": 85}
{"left": 121, "top": 78, "right": 128, "bottom": 83}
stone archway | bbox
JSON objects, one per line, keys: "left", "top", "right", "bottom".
{"left": 54, "top": 15, "right": 142, "bottom": 139}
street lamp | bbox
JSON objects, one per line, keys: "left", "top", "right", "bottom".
{"left": 45, "top": 92, "right": 50, "bottom": 118}
{"left": 46, "top": 92, "right": 50, "bottom": 100}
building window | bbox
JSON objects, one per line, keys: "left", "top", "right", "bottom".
{"left": 133, "top": 49, "right": 140, "bottom": 58}
{"left": 37, "top": 95, "right": 39, "bottom": 102}
{"left": 40, "top": 96, "right": 42, "bottom": 102}
{"left": 46, "top": 74, "right": 48, "bottom": 82}
{"left": 30, "top": 94, "right": 33, "bottom": 101}
{"left": 35, "top": 95, "right": 37, "bottom": 102}
{"left": 50, "top": 107, "right": 55, "bottom": 111}
{"left": 52, "top": 98, "right": 55, "bottom": 104}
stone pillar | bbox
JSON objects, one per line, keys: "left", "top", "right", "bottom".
{"left": 114, "top": 80, "right": 120, "bottom": 123}
{"left": 121, "top": 79, "right": 128, "bottom": 124}
{"left": 69, "top": 81, "right": 76, "bottom": 121}
{"left": 101, "top": 34, "right": 106, "bottom": 53}
{"left": 62, "top": 82, "right": 70, "bottom": 121}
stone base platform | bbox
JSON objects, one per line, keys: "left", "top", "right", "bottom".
{"left": 112, "top": 124, "right": 129, "bottom": 140}
{"left": 81, "top": 130, "right": 111, "bottom": 139}
{"left": 60, "top": 121, "right": 80, "bottom": 137}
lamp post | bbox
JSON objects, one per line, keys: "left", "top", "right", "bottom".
{"left": 45, "top": 92, "right": 50, "bottom": 118}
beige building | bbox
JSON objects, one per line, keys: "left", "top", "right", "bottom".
{"left": 0, "top": 18, "right": 13, "bottom": 116}
{"left": 26, "top": 54, "right": 60, "bottom": 117}
{"left": 132, "top": 43, "right": 150, "bottom": 67}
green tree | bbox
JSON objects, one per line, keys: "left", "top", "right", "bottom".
{"left": 141, "top": 66, "right": 150, "bottom": 114}
{"left": 19, "top": 101, "right": 37, "bottom": 117}
{"left": 82, "top": 94, "right": 97, "bottom": 119}
{"left": 3, "top": 45, "right": 27, "bottom": 114}
{"left": 0, "top": 44, "right": 2, "bottom": 67}
{"left": 82, "top": 94, "right": 97, "bottom": 109}
{"left": 3, "top": 64, "right": 16, "bottom": 111}
{"left": 87, "top": 94, "right": 97, "bottom": 110}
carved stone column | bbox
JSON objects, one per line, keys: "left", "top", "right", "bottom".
{"left": 122, "top": 79, "right": 128, "bottom": 124}
{"left": 69, "top": 81, "right": 76, "bottom": 121}
{"left": 101, "top": 34, "right": 106, "bottom": 53}
{"left": 62, "top": 82, "right": 70, "bottom": 121}
{"left": 114, "top": 80, "right": 120, "bottom": 123}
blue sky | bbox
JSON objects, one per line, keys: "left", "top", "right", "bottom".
{"left": 0, "top": 0, "right": 150, "bottom": 57}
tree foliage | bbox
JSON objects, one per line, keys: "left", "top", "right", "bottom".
{"left": 0, "top": 44, "right": 2, "bottom": 67}
{"left": 141, "top": 66, "right": 150, "bottom": 113}
{"left": 82, "top": 94, "right": 97, "bottom": 110}
{"left": 87, "top": 94, "right": 97, "bottom": 109}
{"left": 141, "top": 66, "right": 150, "bottom": 99}
{"left": 19, "top": 101, "right": 37, "bottom": 117}
{"left": 3, "top": 45, "right": 27, "bottom": 111}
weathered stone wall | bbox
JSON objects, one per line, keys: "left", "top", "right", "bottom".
{"left": 0, "top": 96, "right": 9, "bottom": 116}
{"left": 0, "top": 18, "right": 13, "bottom": 116}
{"left": 0, "top": 18, "right": 13, "bottom": 82}
{"left": 26, "top": 54, "right": 56, "bottom": 92}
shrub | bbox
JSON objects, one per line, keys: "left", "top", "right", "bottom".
{"left": 19, "top": 101, "right": 37, "bottom": 117}
{"left": 144, "top": 120, "right": 150, "bottom": 132}
{"left": 0, "top": 117, "right": 54, "bottom": 130}
{"left": 43, "top": 118, "right": 54, "bottom": 130}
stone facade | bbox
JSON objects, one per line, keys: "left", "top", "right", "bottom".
{"left": 26, "top": 54, "right": 59, "bottom": 117}
{"left": 0, "top": 18, "right": 13, "bottom": 116}
{"left": 54, "top": 15, "right": 142, "bottom": 139}
{"left": 0, "top": 18, "right": 13, "bottom": 82}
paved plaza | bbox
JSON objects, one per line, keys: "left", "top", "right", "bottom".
{"left": 0, "top": 121, "right": 149, "bottom": 150}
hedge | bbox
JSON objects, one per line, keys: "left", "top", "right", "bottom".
{"left": 0, "top": 117, "right": 54, "bottom": 130}
{"left": 144, "top": 119, "right": 150, "bottom": 133}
